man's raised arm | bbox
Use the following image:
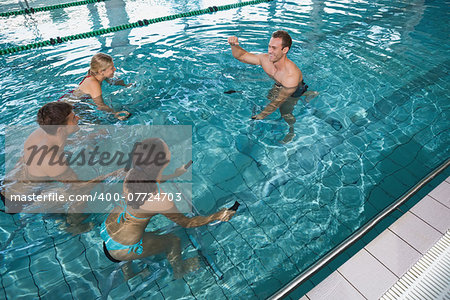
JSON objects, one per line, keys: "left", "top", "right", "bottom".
{"left": 228, "top": 36, "right": 261, "bottom": 65}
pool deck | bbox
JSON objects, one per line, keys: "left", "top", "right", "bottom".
{"left": 301, "top": 177, "right": 450, "bottom": 300}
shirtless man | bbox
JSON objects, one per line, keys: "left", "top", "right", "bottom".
{"left": 228, "top": 30, "right": 317, "bottom": 143}
{"left": 25, "top": 102, "right": 81, "bottom": 181}
{"left": 3, "top": 102, "right": 80, "bottom": 212}
{"left": 2, "top": 102, "right": 108, "bottom": 232}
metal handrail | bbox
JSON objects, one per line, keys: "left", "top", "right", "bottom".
{"left": 269, "top": 158, "right": 450, "bottom": 300}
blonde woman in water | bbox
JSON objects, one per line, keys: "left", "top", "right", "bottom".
{"left": 61, "top": 53, "right": 131, "bottom": 120}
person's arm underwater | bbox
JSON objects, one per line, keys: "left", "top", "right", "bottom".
{"left": 159, "top": 163, "right": 190, "bottom": 183}
{"left": 163, "top": 208, "right": 235, "bottom": 228}
{"left": 85, "top": 81, "right": 114, "bottom": 112}
{"left": 252, "top": 83, "right": 297, "bottom": 120}
{"left": 40, "top": 161, "right": 91, "bottom": 227}
{"left": 105, "top": 77, "right": 133, "bottom": 87}
{"left": 91, "top": 95, "right": 114, "bottom": 112}
{"left": 228, "top": 36, "right": 262, "bottom": 65}
{"left": 136, "top": 184, "right": 235, "bottom": 228}
{"left": 91, "top": 95, "right": 130, "bottom": 121}
{"left": 82, "top": 80, "right": 129, "bottom": 120}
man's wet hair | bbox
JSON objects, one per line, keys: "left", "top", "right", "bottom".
{"left": 37, "top": 102, "right": 73, "bottom": 135}
{"left": 272, "top": 30, "right": 292, "bottom": 50}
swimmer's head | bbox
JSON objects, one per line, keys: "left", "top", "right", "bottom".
{"left": 125, "top": 138, "right": 171, "bottom": 209}
{"left": 272, "top": 30, "right": 292, "bottom": 50}
{"left": 37, "top": 102, "right": 79, "bottom": 135}
{"left": 269, "top": 30, "right": 292, "bottom": 62}
{"left": 89, "top": 53, "right": 116, "bottom": 78}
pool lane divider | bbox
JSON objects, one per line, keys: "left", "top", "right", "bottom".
{"left": 0, "top": 0, "right": 273, "bottom": 56}
{"left": 0, "top": 0, "right": 108, "bottom": 17}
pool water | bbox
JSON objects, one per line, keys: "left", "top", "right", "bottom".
{"left": 1, "top": 0, "right": 449, "bottom": 299}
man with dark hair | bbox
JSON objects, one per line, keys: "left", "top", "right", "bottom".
{"left": 2, "top": 102, "right": 94, "bottom": 233}
{"left": 3, "top": 102, "right": 79, "bottom": 207}
{"left": 27, "top": 101, "right": 80, "bottom": 178}
{"left": 228, "top": 30, "right": 318, "bottom": 143}
{"left": 271, "top": 30, "right": 292, "bottom": 49}
{"left": 37, "top": 101, "right": 75, "bottom": 135}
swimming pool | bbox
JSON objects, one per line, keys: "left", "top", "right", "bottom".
{"left": 1, "top": 0, "right": 449, "bottom": 298}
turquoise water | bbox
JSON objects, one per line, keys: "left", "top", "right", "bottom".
{"left": 1, "top": 0, "right": 449, "bottom": 298}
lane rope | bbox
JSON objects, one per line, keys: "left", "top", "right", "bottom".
{"left": 0, "top": 0, "right": 273, "bottom": 56}
{"left": 0, "top": 0, "right": 107, "bottom": 17}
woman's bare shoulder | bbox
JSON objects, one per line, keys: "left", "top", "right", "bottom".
{"left": 79, "top": 77, "right": 101, "bottom": 95}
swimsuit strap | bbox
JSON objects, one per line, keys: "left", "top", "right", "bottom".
{"left": 58, "top": 89, "right": 74, "bottom": 101}
{"left": 78, "top": 75, "right": 92, "bottom": 85}
{"left": 116, "top": 197, "right": 151, "bottom": 223}
{"left": 116, "top": 199, "right": 127, "bottom": 223}
{"left": 117, "top": 206, "right": 150, "bottom": 223}
{"left": 58, "top": 74, "right": 94, "bottom": 101}
{"left": 127, "top": 238, "right": 144, "bottom": 255}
